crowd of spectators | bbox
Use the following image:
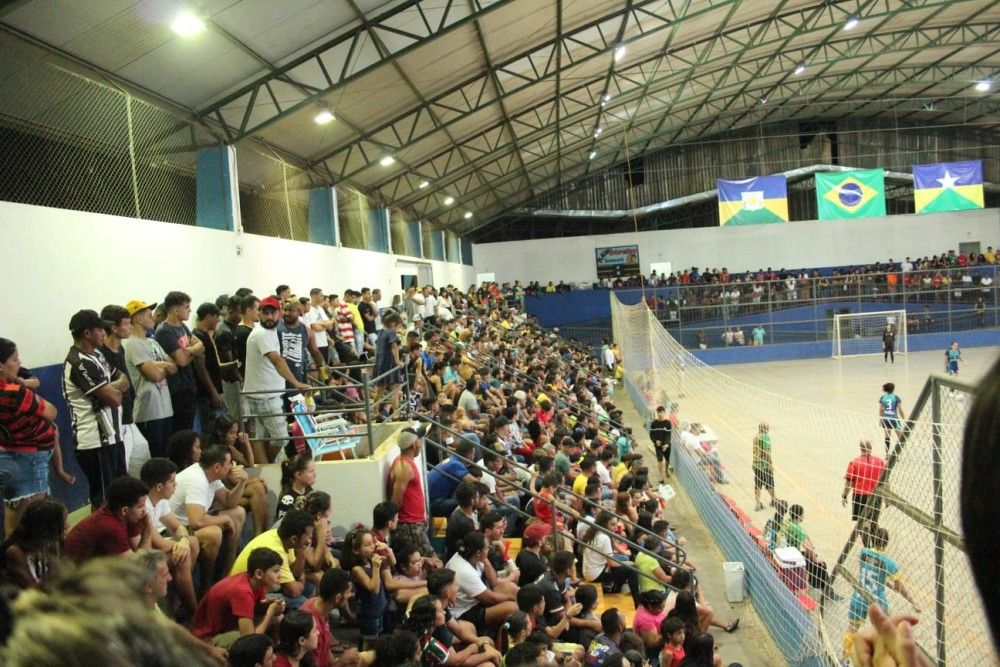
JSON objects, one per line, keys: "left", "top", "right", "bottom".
{"left": 0, "top": 281, "right": 739, "bottom": 667}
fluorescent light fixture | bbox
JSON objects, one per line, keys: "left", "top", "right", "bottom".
{"left": 379, "top": 155, "right": 395, "bottom": 167}
{"left": 313, "top": 110, "right": 335, "bottom": 124}
{"left": 443, "top": 196, "right": 455, "bottom": 206}
{"left": 975, "top": 80, "right": 992, "bottom": 92}
{"left": 418, "top": 180, "right": 430, "bottom": 189}
{"left": 463, "top": 212, "right": 473, "bottom": 219}
{"left": 589, "top": 151, "right": 597, "bottom": 160}
{"left": 170, "top": 11, "right": 204, "bottom": 36}
{"left": 760, "top": 98, "right": 767, "bottom": 104}
{"left": 843, "top": 16, "right": 859, "bottom": 30}
{"left": 594, "top": 127, "right": 603, "bottom": 136}
{"left": 614, "top": 45, "right": 626, "bottom": 62}
{"left": 603, "top": 94, "right": 612, "bottom": 102}
{"left": 794, "top": 64, "right": 806, "bottom": 75}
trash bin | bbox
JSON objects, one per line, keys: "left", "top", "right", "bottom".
{"left": 723, "top": 561, "right": 746, "bottom": 603}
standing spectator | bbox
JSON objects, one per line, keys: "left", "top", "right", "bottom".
{"left": 648, "top": 405, "right": 672, "bottom": 482}
{"left": 155, "top": 291, "right": 205, "bottom": 433}
{"left": 169, "top": 444, "right": 248, "bottom": 587}
{"left": 1, "top": 338, "right": 73, "bottom": 534}
{"left": 358, "top": 288, "right": 378, "bottom": 348}
{"left": 235, "top": 295, "right": 260, "bottom": 381}
{"left": 751, "top": 324, "right": 766, "bottom": 347}
{"left": 841, "top": 439, "right": 886, "bottom": 522}
{"left": 423, "top": 286, "right": 439, "bottom": 328}
{"left": 244, "top": 296, "right": 311, "bottom": 463}
{"left": 387, "top": 426, "right": 443, "bottom": 568}
{"left": 302, "top": 288, "right": 334, "bottom": 365}
{"left": 63, "top": 309, "right": 130, "bottom": 509}
{"left": 64, "top": 476, "right": 151, "bottom": 563}
{"left": 278, "top": 299, "right": 326, "bottom": 387}
{"left": 99, "top": 305, "right": 147, "bottom": 476}
{"left": 192, "top": 302, "right": 227, "bottom": 429}
{"left": 123, "top": 300, "right": 177, "bottom": 459}
{"left": 216, "top": 295, "right": 244, "bottom": 422}
{"left": 752, "top": 421, "right": 775, "bottom": 511}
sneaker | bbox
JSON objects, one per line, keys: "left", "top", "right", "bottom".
{"left": 725, "top": 619, "right": 740, "bottom": 633}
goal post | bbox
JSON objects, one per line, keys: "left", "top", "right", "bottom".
{"left": 833, "top": 309, "right": 908, "bottom": 358}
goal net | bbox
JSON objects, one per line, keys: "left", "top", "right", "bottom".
{"left": 833, "top": 309, "right": 907, "bottom": 358}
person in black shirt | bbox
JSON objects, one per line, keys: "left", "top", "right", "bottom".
{"left": 154, "top": 291, "right": 204, "bottom": 433}
{"left": 99, "top": 305, "right": 141, "bottom": 475}
{"left": 648, "top": 405, "right": 673, "bottom": 481}
{"left": 445, "top": 482, "right": 479, "bottom": 560}
{"left": 515, "top": 522, "right": 552, "bottom": 587}
{"left": 192, "top": 302, "right": 226, "bottom": 429}
{"left": 882, "top": 324, "right": 896, "bottom": 365}
{"left": 216, "top": 296, "right": 244, "bottom": 421}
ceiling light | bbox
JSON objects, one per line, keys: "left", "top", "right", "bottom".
{"left": 589, "top": 151, "right": 597, "bottom": 160}
{"left": 614, "top": 45, "right": 626, "bottom": 62}
{"left": 443, "top": 196, "right": 455, "bottom": 206}
{"left": 594, "top": 127, "right": 603, "bottom": 136}
{"left": 418, "top": 180, "right": 430, "bottom": 189}
{"left": 760, "top": 98, "right": 767, "bottom": 105}
{"left": 794, "top": 64, "right": 806, "bottom": 75}
{"left": 313, "top": 110, "right": 335, "bottom": 124}
{"left": 604, "top": 94, "right": 612, "bottom": 102}
{"left": 379, "top": 155, "right": 395, "bottom": 167}
{"left": 170, "top": 11, "right": 204, "bottom": 36}
{"left": 843, "top": 16, "right": 859, "bottom": 30}
{"left": 975, "top": 80, "right": 992, "bottom": 92}
{"left": 463, "top": 212, "right": 473, "bottom": 219}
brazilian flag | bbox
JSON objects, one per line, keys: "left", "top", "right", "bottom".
{"left": 913, "top": 160, "right": 984, "bottom": 214}
{"left": 815, "top": 169, "right": 886, "bottom": 220}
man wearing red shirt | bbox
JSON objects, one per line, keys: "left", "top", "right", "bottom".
{"left": 64, "top": 475, "right": 151, "bottom": 563}
{"left": 192, "top": 546, "right": 285, "bottom": 648}
{"left": 841, "top": 439, "right": 886, "bottom": 521}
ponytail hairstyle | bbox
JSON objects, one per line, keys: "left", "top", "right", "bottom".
{"left": 280, "top": 453, "right": 314, "bottom": 493}
{"left": 295, "top": 490, "right": 331, "bottom": 518}
{"left": 274, "top": 610, "right": 315, "bottom": 664}
{"left": 456, "top": 531, "right": 487, "bottom": 562}
{"left": 498, "top": 610, "right": 531, "bottom": 653}
{"left": 582, "top": 509, "right": 615, "bottom": 545}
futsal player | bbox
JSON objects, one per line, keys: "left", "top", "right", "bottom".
{"left": 882, "top": 325, "right": 896, "bottom": 365}
{"left": 945, "top": 341, "right": 963, "bottom": 376}
{"left": 878, "top": 383, "right": 906, "bottom": 456}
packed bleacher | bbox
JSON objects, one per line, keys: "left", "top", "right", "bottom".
{"left": 0, "top": 283, "right": 749, "bottom": 667}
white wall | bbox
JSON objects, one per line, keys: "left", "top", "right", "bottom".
{"left": 472, "top": 209, "right": 1000, "bottom": 285}
{"left": 0, "top": 201, "right": 475, "bottom": 366}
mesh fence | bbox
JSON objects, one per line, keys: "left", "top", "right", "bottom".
{"left": 0, "top": 45, "right": 207, "bottom": 225}
{"left": 235, "top": 143, "right": 313, "bottom": 241}
{"left": 611, "top": 294, "right": 992, "bottom": 666}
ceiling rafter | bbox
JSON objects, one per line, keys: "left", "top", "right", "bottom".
{"left": 196, "top": 0, "right": 515, "bottom": 142}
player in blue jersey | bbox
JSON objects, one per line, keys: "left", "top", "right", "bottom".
{"left": 845, "top": 524, "right": 920, "bottom": 659}
{"left": 878, "top": 382, "right": 906, "bottom": 456}
{"left": 945, "top": 341, "right": 963, "bottom": 376}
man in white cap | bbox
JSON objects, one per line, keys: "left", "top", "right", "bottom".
{"left": 387, "top": 424, "right": 442, "bottom": 568}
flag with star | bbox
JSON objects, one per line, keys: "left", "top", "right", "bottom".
{"left": 815, "top": 169, "right": 886, "bottom": 220}
{"left": 912, "top": 160, "right": 984, "bottom": 214}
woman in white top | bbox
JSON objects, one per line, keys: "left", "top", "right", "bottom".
{"left": 443, "top": 531, "right": 518, "bottom": 635}
{"left": 581, "top": 510, "right": 639, "bottom": 600}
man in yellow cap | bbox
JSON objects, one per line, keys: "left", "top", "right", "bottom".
{"left": 122, "top": 299, "right": 178, "bottom": 459}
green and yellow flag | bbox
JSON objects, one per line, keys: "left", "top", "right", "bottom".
{"left": 913, "top": 160, "right": 984, "bottom": 213}
{"left": 815, "top": 169, "right": 886, "bottom": 220}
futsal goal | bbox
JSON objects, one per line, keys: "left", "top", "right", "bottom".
{"left": 832, "top": 309, "right": 907, "bottom": 358}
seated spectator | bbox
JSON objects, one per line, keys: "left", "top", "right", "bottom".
{"left": 445, "top": 532, "right": 519, "bottom": 635}
{"left": 680, "top": 425, "right": 726, "bottom": 484}
{"left": 404, "top": 594, "right": 503, "bottom": 665}
{"left": 0, "top": 497, "right": 66, "bottom": 589}
{"left": 295, "top": 491, "right": 336, "bottom": 575}
{"left": 660, "top": 616, "right": 687, "bottom": 667}
{"left": 665, "top": 569, "right": 737, "bottom": 635}
{"left": 481, "top": 510, "right": 517, "bottom": 581}
{"left": 227, "top": 635, "right": 275, "bottom": 667}
{"left": 633, "top": 590, "right": 669, "bottom": 663}
{"left": 389, "top": 539, "right": 429, "bottom": 605}
{"left": 273, "top": 610, "right": 320, "bottom": 667}
{"left": 586, "top": 608, "right": 626, "bottom": 666}
{"left": 139, "top": 457, "right": 200, "bottom": 617}
{"left": 300, "top": 568, "right": 358, "bottom": 667}
{"left": 64, "top": 476, "right": 150, "bottom": 563}
{"left": 428, "top": 439, "right": 479, "bottom": 517}
{"left": 129, "top": 548, "right": 228, "bottom": 664}
{"left": 231, "top": 509, "right": 315, "bottom": 610}
{"left": 276, "top": 453, "right": 315, "bottom": 521}
{"left": 211, "top": 415, "right": 270, "bottom": 536}
{"left": 168, "top": 444, "right": 248, "bottom": 583}
{"left": 192, "top": 546, "right": 285, "bottom": 648}
{"left": 426, "top": 567, "right": 494, "bottom": 649}
{"left": 782, "top": 503, "right": 840, "bottom": 601}
{"left": 636, "top": 534, "right": 674, "bottom": 594}
{"left": 515, "top": 523, "right": 553, "bottom": 587}
{"left": 581, "top": 510, "right": 638, "bottom": 598}
{"left": 498, "top": 610, "right": 533, "bottom": 655}
{"left": 446, "top": 482, "right": 481, "bottom": 559}
{"left": 677, "top": 632, "right": 725, "bottom": 667}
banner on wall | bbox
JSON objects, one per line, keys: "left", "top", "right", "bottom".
{"left": 815, "top": 169, "right": 886, "bottom": 220}
{"left": 717, "top": 175, "right": 788, "bottom": 226}
{"left": 913, "top": 160, "right": 984, "bottom": 214}
{"left": 595, "top": 245, "right": 640, "bottom": 278}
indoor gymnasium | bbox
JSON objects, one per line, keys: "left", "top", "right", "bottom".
{"left": 0, "top": 2, "right": 998, "bottom": 667}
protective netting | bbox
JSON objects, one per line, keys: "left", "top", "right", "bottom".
{"left": 834, "top": 310, "right": 908, "bottom": 357}
{"left": 611, "top": 294, "right": 992, "bottom": 666}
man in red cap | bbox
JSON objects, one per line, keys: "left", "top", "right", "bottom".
{"left": 243, "top": 296, "right": 310, "bottom": 462}
{"left": 515, "top": 522, "right": 554, "bottom": 586}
